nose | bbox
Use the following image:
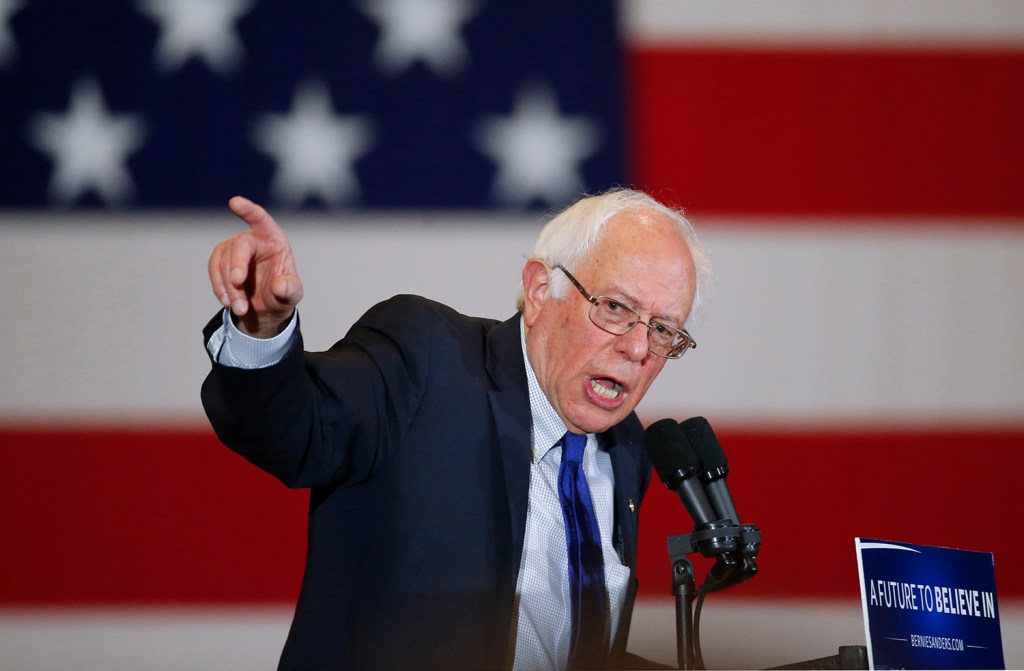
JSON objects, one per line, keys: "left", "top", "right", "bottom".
{"left": 616, "top": 323, "right": 651, "bottom": 363}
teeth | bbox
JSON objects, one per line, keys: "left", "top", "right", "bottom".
{"left": 590, "top": 378, "right": 623, "bottom": 400}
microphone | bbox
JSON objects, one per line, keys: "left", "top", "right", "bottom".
{"left": 645, "top": 418, "right": 736, "bottom": 559}
{"left": 680, "top": 417, "right": 761, "bottom": 589}
{"left": 680, "top": 416, "right": 739, "bottom": 525}
{"left": 645, "top": 418, "right": 717, "bottom": 525}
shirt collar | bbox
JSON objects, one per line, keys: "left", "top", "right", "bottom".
{"left": 520, "top": 318, "right": 576, "bottom": 463}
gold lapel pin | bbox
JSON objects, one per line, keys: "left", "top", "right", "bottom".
{"left": 628, "top": 499, "right": 636, "bottom": 513}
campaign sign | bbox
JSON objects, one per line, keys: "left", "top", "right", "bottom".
{"left": 855, "top": 538, "right": 1004, "bottom": 670}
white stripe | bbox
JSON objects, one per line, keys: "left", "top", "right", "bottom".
{"left": 656, "top": 219, "right": 1024, "bottom": 427}
{"left": 624, "top": 0, "right": 1024, "bottom": 48}
{"left": 1, "top": 214, "right": 1022, "bottom": 425}
{"left": 2, "top": 600, "right": 1021, "bottom": 670}
{"left": 0, "top": 607, "right": 293, "bottom": 671}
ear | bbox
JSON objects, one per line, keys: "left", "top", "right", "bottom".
{"left": 521, "top": 258, "right": 551, "bottom": 328}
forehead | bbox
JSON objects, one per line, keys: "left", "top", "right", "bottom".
{"left": 578, "top": 210, "right": 695, "bottom": 317}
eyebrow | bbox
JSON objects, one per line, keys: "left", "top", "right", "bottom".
{"left": 603, "top": 285, "right": 684, "bottom": 327}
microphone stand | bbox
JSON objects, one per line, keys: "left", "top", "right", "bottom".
{"left": 667, "top": 523, "right": 866, "bottom": 670}
{"left": 671, "top": 555, "right": 697, "bottom": 670}
{"left": 666, "top": 522, "right": 762, "bottom": 670}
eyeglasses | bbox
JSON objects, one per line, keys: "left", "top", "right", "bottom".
{"left": 555, "top": 264, "right": 697, "bottom": 360}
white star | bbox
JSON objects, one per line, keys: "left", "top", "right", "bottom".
{"left": 360, "top": 0, "right": 476, "bottom": 77}
{"left": 0, "top": 0, "right": 26, "bottom": 68}
{"left": 137, "top": 0, "right": 253, "bottom": 75}
{"left": 253, "top": 80, "right": 374, "bottom": 207}
{"left": 29, "top": 77, "right": 147, "bottom": 205}
{"left": 474, "top": 84, "right": 601, "bottom": 207}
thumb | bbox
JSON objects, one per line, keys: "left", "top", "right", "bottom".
{"left": 271, "top": 274, "right": 304, "bottom": 307}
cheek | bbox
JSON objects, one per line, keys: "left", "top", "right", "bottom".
{"left": 554, "top": 310, "right": 585, "bottom": 348}
{"left": 551, "top": 332, "right": 593, "bottom": 388}
{"left": 637, "top": 361, "right": 667, "bottom": 390}
{"left": 564, "top": 326, "right": 602, "bottom": 364}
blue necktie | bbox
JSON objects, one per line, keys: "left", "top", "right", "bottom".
{"left": 558, "top": 431, "right": 608, "bottom": 669}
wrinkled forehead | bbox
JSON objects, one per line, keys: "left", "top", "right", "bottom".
{"left": 578, "top": 213, "right": 696, "bottom": 317}
{"left": 582, "top": 211, "right": 695, "bottom": 281}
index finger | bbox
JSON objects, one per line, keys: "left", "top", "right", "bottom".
{"left": 229, "top": 196, "right": 282, "bottom": 239}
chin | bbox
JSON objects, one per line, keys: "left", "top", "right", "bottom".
{"left": 571, "top": 410, "right": 627, "bottom": 436}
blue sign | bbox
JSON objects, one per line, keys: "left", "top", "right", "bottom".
{"left": 856, "top": 538, "right": 1004, "bottom": 670}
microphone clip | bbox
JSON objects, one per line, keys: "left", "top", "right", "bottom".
{"left": 667, "top": 521, "right": 762, "bottom": 593}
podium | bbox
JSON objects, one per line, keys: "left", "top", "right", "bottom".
{"left": 768, "top": 646, "right": 868, "bottom": 670}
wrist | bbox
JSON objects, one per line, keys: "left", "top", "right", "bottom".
{"left": 232, "top": 308, "right": 295, "bottom": 339}
{"left": 217, "top": 308, "right": 298, "bottom": 369}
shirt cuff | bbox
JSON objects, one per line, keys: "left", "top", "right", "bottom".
{"left": 206, "top": 309, "right": 298, "bottom": 369}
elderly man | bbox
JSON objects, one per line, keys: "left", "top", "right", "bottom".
{"left": 202, "top": 188, "right": 709, "bottom": 670}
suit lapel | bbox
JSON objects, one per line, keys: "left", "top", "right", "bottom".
{"left": 601, "top": 418, "right": 648, "bottom": 661}
{"left": 484, "top": 314, "right": 532, "bottom": 567}
{"left": 602, "top": 421, "right": 644, "bottom": 568}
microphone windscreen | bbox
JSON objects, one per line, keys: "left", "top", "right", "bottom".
{"left": 644, "top": 418, "right": 700, "bottom": 483}
{"left": 680, "top": 416, "right": 727, "bottom": 468}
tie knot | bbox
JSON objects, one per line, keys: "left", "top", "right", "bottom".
{"left": 561, "top": 431, "right": 587, "bottom": 465}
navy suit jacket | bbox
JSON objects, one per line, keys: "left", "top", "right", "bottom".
{"left": 202, "top": 295, "right": 653, "bottom": 670}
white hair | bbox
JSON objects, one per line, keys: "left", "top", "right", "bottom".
{"left": 516, "top": 188, "right": 711, "bottom": 327}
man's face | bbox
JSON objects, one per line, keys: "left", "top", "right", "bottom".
{"left": 523, "top": 210, "right": 696, "bottom": 435}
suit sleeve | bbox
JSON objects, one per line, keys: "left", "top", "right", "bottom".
{"left": 201, "top": 295, "right": 435, "bottom": 489}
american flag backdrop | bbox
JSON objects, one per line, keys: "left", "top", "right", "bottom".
{"left": 2, "top": 1, "right": 1023, "bottom": 669}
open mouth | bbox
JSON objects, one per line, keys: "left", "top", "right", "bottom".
{"left": 590, "top": 377, "right": 624, "bottom": 400}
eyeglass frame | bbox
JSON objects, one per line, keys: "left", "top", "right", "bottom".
{"left": 554, "top": 264, "right": 697, "bottom": 360}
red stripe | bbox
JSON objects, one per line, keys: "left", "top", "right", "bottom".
{"left": 0, "top": 428, "right": 306, "bottom": 605}
{"left": 637, "top": 428, "right": 1024, "bottom": 600}
{"left": 2, "top": 427, "right": 1021, "bottom": 604}
{"left": 627, "top": 47, "right": 1024, "bottom": 219}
